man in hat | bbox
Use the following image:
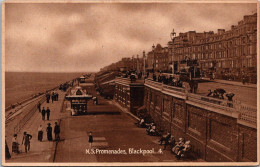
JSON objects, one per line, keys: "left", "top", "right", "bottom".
{"left": 54, "top": 122, "right": 60, "bottom": 141}
{"left": 21, "top": 132, "right": 32, "bottom": 153}
{"left": 41, "top": 107, "right": 46, "bottom": 120}
{"left": 37, "top": 101, "right": 41, "bottom": 113}
{"left": 46, "top": 92, "right": 50, "bottom": 103}
{"left": 46, "top": 107, "right": 51, "bottom": 120}
{"left": 226, "top": 92, "right": 235, "bottom": 107}
{"left": 46, "top": 123, "right": 53, "bottom": 141}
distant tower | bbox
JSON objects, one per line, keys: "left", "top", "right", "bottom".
{"left": 137, "top": 54, "right": 140, "bottom": 74}
{"left": 143, "top": 50, "right": 146, "bottom": 77}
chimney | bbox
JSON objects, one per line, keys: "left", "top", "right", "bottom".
{"left": 217, "top": 29, "right": 225, "bottom": 35}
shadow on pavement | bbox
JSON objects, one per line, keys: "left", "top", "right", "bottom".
{"left": 86, "top": 111, "right": 121, "bottom": 115}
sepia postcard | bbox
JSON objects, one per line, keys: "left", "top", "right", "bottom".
{"left": 1, "top": 0, "right": 259, "bottom": 166}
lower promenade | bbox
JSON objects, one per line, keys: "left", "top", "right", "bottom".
{"left": 5, "top": 76, "right": 204, "bottom": 163}
{"left": 113, "top": 77, "right": 257, "bottom": 162}
{"left": 5, "top": 89, "right": 67, "bottom": 163}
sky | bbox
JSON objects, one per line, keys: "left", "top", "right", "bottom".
{"left": 4, "top": 2, "right": 257, "bottom": 72}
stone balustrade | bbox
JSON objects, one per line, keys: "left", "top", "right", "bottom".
{"left": 145, "top": 79, "right": 256, "bottom": 127}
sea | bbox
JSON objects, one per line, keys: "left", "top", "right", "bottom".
{"left": 4, "top": 72, "right": 87, "bottom": 108}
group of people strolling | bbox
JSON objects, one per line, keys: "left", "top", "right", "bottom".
{"left": 11, "top": 122, "right": 60, "bottom": 155}
{"left": 38, "top": 122, "right": 60, "bottom": 142}
{"left": 37, "top": 101, "right": 52, "bottom": 121}
{"left": 207, "top": 89, "right": 235, "bottom": 107}
{"left": 45, "top": 91, "right": 59, "bottom": 103}
{"left": 12, "top": 132, "right": 32, "bottom": 154}
{"left": 152, "top": 73, "right": 183, "bottom": 88}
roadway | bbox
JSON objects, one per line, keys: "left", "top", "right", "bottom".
{"left": 197, "top": 81, "right": 257, "bottom": 106}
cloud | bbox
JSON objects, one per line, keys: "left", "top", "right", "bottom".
{"left": 4, "top": 3, "right": 257, "bottom": 72}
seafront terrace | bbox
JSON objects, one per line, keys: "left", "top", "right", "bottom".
{"left": 144, "top": 78, "right": 257, "bottom": 161}
{"left": 145, "top": 79, "right": 257, "bottom": 127}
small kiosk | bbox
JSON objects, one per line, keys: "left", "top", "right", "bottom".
{"left": 66, "top": 86, "right": 93, "bottom": 115}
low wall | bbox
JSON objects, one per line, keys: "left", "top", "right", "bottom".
{"left": 144, "top": 79, "right": 257, "bottom": 162}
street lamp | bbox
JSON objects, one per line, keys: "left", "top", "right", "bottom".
{"left": 143, "top": 50, "right": 146, "bottom": 77}
{"left": 152, "top": 44, "right": 155, "bottom": 72}
{"left": 137, "top": 54, "right": 140, "bottom": 74}
{"left": 170, "top": 29, "right": 176, "bottom": 74}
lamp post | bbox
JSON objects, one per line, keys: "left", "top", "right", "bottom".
{"left": 132, "top": 55, "right": 135, "bottom": 71}
{"left": 143, "top": 50, "right": 146, "bottom": 77}
{"left": 152, "top": 44, "right": 155, "bottom": 72}
{"left": 170, "top": 29, "right": 176, "bottom": 74}
{"left": 137, "top": 54, "right": 140, "bottom": 74}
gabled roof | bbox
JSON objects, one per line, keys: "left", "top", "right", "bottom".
{"left": 66, "top": 86, "right": 93, "bottom": 99}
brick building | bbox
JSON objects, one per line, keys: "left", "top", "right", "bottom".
{"left": 169, "top": 13, "right": 257, "bottom": 81}
{"left": 146, "top": 44, "right": 170, "bottom": 72}
{"left": 114, "top": 77, "right": 144, "bottom": 115}
{"left": 100, "top": 56, "right": 144, "bottom": 73}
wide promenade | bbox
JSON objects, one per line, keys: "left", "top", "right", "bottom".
{"left": 5, "top": 89, "right": 67, "bottom": 163}
{"left": 54, "top": 83, "right": 202, "bottom": 162}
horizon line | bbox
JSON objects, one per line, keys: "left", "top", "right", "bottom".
{"left": 5, "top": 70, "right": 99, "bottom": 73}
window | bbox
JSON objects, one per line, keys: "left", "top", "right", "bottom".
{"left": 154, "top": 95, "right": 160, "bottom": 107}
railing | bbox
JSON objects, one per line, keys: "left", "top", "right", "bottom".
{"left": 187, "top": 93, "right": 236, "bottom": 113}
{"left": 145, "top": 79, "right": 163, "bottom": 90}
{"left": 13, "top": 95, "right": 46, "bottom": 134}
{"left": 238, "top": 103, "right": 257, "bottom": 125}
{"left": 5, "top": 86, "right": 59, "bottom": 112}
{"left": 145, "top": 79, "right": 257, "bottom": 127}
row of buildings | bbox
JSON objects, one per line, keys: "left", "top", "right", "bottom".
{"left": 101, "top": 13, "right": 257, "bottom": 82}
{"left": 95, "top": 12, "right": 258, "bottom": 162}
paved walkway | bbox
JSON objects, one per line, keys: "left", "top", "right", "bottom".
{"left": 5, "top": 89, "right": 67, "bottom": 163}
{"left": 55, "top": 85, "right": 204, "bottom": 163}
{"left": 202, "top": 78, "right": 257, "bottom": 88}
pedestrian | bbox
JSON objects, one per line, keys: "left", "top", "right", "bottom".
{"left": 46, "top": 107, "right": 50, "bottom": 120}
{"left": 41, "top": 107, "right": 46, "bottom": 120}
{"left": 37, "top": 101, "right": 41, "bottom": 112}
{"left": 12, "top": 134, "right": 20, "bottom": 154}
{"left": 164, "top": 132, "right": 171, "bottom": 150}
{"left": 21, "top": 132, "right": 32, "bottom": 153}
{"left": 54, "top": 122, "right": 60, "bottom": 141}
{"left": 226, "top": 92, "right": 235, "bottom": 108}
{"left": 5, "top": 139, "right": 11, "bottom": 159}
{"left": 46, "top": 93, "right": 50, "bottom": 103}
{"left": 56, "top": 93, "right": 59, "bottom": 101}
{"left": 194, "top": 81, "right": 198, "bottom": 94}
{"left": 38, "top": 125, "right": 43, "bottom": 141}
{"left": 46, "top": 123, "right": 53, "bottom": 141}
{"left": 207, "top": 89, "right": 213, "bottom": 97}
{"left": 88, "top": 132, "right": 93, "bottom": 149}
{"left": 51, "top": 92, "right": 55, "bottom": 103}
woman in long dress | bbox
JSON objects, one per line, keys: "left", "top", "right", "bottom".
{"left": 38, "top": 125, "right": 43, "bottom": 141}
{"left": 12, "top": 134, "right": 20, "bottom": 154}
{"left": 46, "top": 123, "right": 52, "bottom": 141}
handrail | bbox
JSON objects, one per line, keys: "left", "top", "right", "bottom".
{"left": 13, "top": 95, "right": 46, "bottom": 134}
